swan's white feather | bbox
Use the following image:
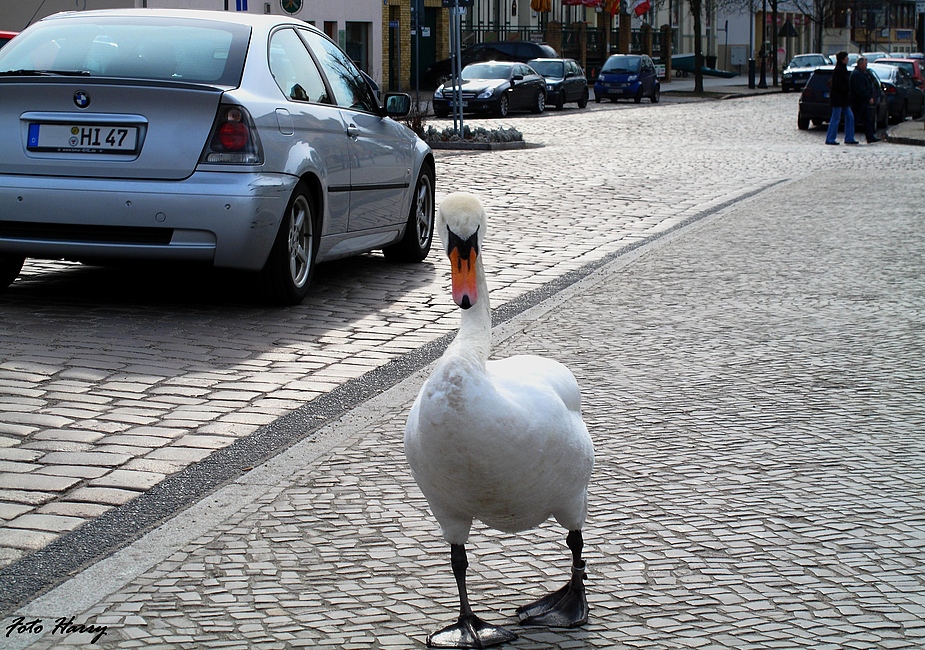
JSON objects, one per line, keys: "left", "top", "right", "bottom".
{"left": 404, "top": 193, "right": 594, "bottom": 547}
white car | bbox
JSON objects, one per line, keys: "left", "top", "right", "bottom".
{"left": 781, "top": 53, "right": 830, "bottom": 92}
{"left": 0, "top": 9, "right": 435, "bottom": 304}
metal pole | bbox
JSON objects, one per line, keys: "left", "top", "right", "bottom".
{"left": 455, "top": 6, "right": 465, "bottom": 136}
{"left": 725, "top": 20, "right": 729, "bottom": 70}
{"left": 450, "top": 4, "right": 459, "bottom": 134}
{"left": 758, "top": 0, "right": 767, "bottom": 88}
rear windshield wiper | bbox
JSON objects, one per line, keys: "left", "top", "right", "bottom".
{"left": 0, "top": 69, "right": 91, "bottom": 77}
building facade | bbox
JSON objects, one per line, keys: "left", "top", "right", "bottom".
{"left": 4, "top": 0, "right": 919, "bottom": 92}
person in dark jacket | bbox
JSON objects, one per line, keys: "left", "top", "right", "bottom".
{"left": 826, "top": 51, "right": 858, "bottom": 145}
{"left": 850, "top": 57, "right": 881, "bottom": 143}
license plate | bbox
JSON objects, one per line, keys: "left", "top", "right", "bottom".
{"left": 27, "top": 123, "right": 139, "bottom": 154}
{"left": 448, "top": 100, "right": 469, "bottom": 108}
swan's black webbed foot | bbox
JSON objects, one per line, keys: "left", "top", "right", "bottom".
{"left": 515, "top": 564, "right": 588, "bottom": 628}
{"left": 426, "top": 613, "right": 518, "bottom": 648}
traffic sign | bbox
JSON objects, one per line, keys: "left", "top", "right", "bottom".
{"left": 280, "top": 0, "right": 302, "bottom": 14}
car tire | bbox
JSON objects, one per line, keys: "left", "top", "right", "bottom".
{"left": 651, "top": 83, "right": 660, "bottom": 103}
{"left": 0, "top": 255, "right": 25, "bottom": 290}
{"left": 555, "top": 94, "right": 565, "bottom": 110}
{"left": 797, "top": 114, "right": 810, "bottom": 130}
{"left": 595, "top": 95, "right": 601, "bottom": 103}
{"left": 495, "top": 94, "right": 510, "bottom": 117}
{"left": 782, "top": 84, "right": 790, "bottom": 93}
{"left": 578, "top": 88, "right": 589, "bottom": 108}
{"left": 434, "top": 109, "right": 449, "bottom": 118}
{"left": 532, "top": 91, "right": 545, "bottom": 114}
{"left": 634, "top": 87, "right": 643, "bottom": 104}
{"left": 383, "top": 163, "right": 435, "bottom": 264}
{"left": 261, "top": 181, "right": 318, "bottom": 305}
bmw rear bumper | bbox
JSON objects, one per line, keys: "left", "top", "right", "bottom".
{"left": 0, "top": 171, "right": 298, "bottom": 271}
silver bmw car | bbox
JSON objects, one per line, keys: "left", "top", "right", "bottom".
{"left": 0, "top": 9, "right": 435, "bottom": 304}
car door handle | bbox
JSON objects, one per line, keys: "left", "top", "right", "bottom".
{"left": 346, "top": 124, "right": 360, "bottom": 138}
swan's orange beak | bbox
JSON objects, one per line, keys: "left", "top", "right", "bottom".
{"left": 449, "top": 247, "right": 478, "bottom": 309}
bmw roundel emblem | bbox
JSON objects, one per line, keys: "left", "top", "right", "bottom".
{"left": 74, "top": 91, "right": 90, "bottom": 109}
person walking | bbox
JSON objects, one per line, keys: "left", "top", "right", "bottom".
{"left": 850, "top": 56, "right": 881, "bottom": 143}
{"left": 826, "top": 51, "right": 858, "bottom": 145}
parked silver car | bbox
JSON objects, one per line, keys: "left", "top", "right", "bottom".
{"left": 781, "top": 53, "right": 830, "bottom": 92}
{"left": 0, "top": 9, "right": 435, "bottom": 304}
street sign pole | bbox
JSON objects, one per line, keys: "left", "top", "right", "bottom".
{"left": 454, "top": 4, "right": 465, "bottom": 137}
{"left": 442, "top": 0, "right": 470, "bottom": 136}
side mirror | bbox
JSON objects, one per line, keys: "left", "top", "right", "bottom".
{"left": 512, "top": 74, "right": 524, "bottom": 81}
{"left": 384, "top": 93, "right": 412, "bottom": 117}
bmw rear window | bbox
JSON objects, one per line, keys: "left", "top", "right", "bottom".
{"left": 0, "top": 16, "right": 249, "bottom": 85}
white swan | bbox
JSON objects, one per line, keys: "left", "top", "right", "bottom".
{"left": 404, "top": 192, "right": 595, "bottom": 648}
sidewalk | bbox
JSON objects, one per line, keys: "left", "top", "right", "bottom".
{"left": 5, "top": 171, "right": 923, "bottom": 649}
{"left": 887, "top": 118, "right": 925, "bottom": 145}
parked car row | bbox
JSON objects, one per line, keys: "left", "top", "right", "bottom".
{"left": 782, "top": 51, "right": 925, "bottom": 93}
{"left": 796, "top": 62, "right": 924, "bottom": 131}
{"left": 432, "top": 53, "right": 662, "bottom": 118}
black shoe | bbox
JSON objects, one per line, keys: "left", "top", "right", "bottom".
{"left": 825, "top": 141, "right": 840, "bottom": 145}
{"left": 845, "top": 140, "right": 860, "bottom": 145}
{"left": 868, "top": 137, "right": 881, "bottom": 143}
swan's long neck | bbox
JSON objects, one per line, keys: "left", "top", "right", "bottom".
{"left": 447, "top": 256, "right": 491, "bottom": 364}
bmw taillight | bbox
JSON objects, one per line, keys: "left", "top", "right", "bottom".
{"left": 201, "top": 104, "right": 262, "bottom": 164}
{"left": 885, "top": 84, "right": 897, "bottom": 94}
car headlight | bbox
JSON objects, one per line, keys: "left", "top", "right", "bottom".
{"left": 628, "top": 75, "right": 638, "bottom": 82}
{"left": 477, "top": 89, "right": 494, "bottom": 99}
{"left": 547, "top": 83, "right": 561, "bottom": 91}
{"left": 434, "top": 88, "right": 444, "bottom": 99}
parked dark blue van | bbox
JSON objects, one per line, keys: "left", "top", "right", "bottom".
{"left": 594, "top": 54, "right": 660, "bottom": 104}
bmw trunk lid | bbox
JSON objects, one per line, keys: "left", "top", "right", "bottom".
{"left": 0, "top": 78, "right": 225, "bottom": 180}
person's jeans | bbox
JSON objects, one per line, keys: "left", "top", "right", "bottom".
{"left": 826, "top": 106, "right": 856, "bottom": 143}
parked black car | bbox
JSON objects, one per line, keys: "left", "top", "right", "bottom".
{"left": 527, "top": 57, "right": 589, "bottom": 109}
{"left": 797, "top": 65, "right": 889, "bottom": 130}
{"left": 868, "top": 62, "right": 925, "bottom": 122}
{"left": 432, "top": 61, "right": 547, "bottom": 117}
{"left": 422, "top": 41, "right": 557, "bottom": 88}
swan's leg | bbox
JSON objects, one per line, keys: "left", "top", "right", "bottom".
{"left": 515, "top": 530, "right": 589, "bottom": 628}
{"left": 426, "top": 544, "right": 518, "bottom": 649}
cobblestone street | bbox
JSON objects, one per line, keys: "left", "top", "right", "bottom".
{"left": 1, "top": 91, "right": 924, "bottom": 648}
